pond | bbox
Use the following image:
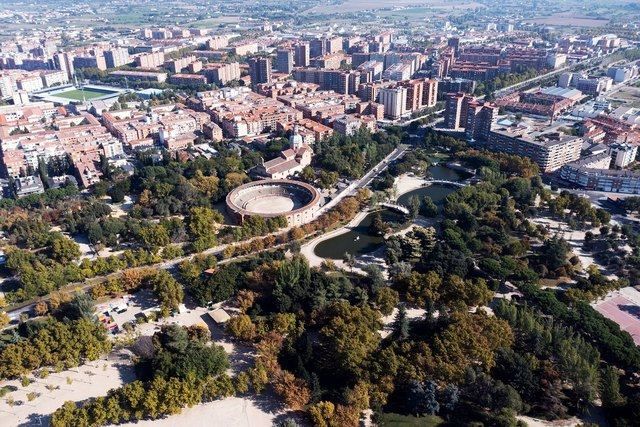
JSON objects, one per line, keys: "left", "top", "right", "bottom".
{"left": 396, "top": 183, "right": 459, "bottom": 207}
{"left": 313, "top": 165, "right": 470, "bottom": 260}
{"left": 426, "top": 164, "right": 471, "bottom": 181}
{"left": 313, "top": 209, "right": 405, "bottom": 260}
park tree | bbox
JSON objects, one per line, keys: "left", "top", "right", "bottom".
{"left": 420, "top": 196, "right": 438, "bottom": 217}
{"left": 190, "top": 170, "right": 220, "bottom": 197}
{"left": 600, "top": 365, "right": 625, "bottom": 408}
{"left": 49, "top": 236, "right": 81, "bottom": 263}
{"left": 406, "top": 380, "right": 440, "bottom": 417}
{"left": 393, "top": 304, "right": 409, "bottom": 340}
{"left": 226, "top": 314, "right": 257, "bottom": 341}
{"left": 147, "top": 271, "right": 184, "bottom": 316}
{"left": 318, "top": 301, "right": 381, "bottom": 381}
{"left": 407, "top": 195, "right": 421, "bottom": 219}
{"left": 272, "top": 370, "right": 311, "bottom": 410}
{"left": 138, "top": 224, "right": 171, "bottom": 251}
{"left": 373, "top": 286, "right": 399, "bottom": 316}
{"left": 187, "top": 207, "right": 221, "bottom": 251}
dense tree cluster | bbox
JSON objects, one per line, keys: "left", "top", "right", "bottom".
{"left": 51, "top": 324, "right": 231, "bottom": 427}
{"left": 0, "top": 316, "right": 110, "bottom": 379}
{"left": 313, "top": 128, "right": 399, "bottom": 178}
{"left": 548, "top": 191, "right": 611, "bottom": 229}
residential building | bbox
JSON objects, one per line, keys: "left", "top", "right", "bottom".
{"left": 169, "top": 73, "right": 207, "bottom": 87}
{"left": 202, "top": 62, "right": 240, "bottom": 86}
{"left": 294, "top": 42, "right": 310, "bottom": 67}
{"left": 465, "top": 100, "right": 497, "bottom": 142}
{"left": 422, "top": 78, "right": 438, "bottom": 108}
{"left": 444, "top": 92, "right": 473, "bottom": 130}
{"left": 379, "top": 86, "right": 408, "bottom": 119}
{"left": 382, "top": 62, "right": 413, "bottom": 81}
{"left": 293, "top": 68, "right": 361, "bottom": 95}
{"left": 248, "top": 57, "right": 272, "bottom": 89}
{"left": 109, "top": 70, "right": 167, "bottom": 82}
{"left": 104, "top": 48, "right": 130, "bottom": 69}
{"left": 332, "top": 114, "right": 377, "bottom": 135}
{"left": 276, "top": 49, "right": 294, "bottom": 74}
{"left": 135, "top": 52, "right": 165, "bottom": 69}
{"left": 610, "top": 142, "right": 638, "bottom": 168}
{"left": 560, "top": 154, "right": 640, "bottom": 194}
{"left": 73, "top": 55, "right": 107, "bottom": 71}
{"left": 483, "top": 126, "right": 582, "bottom": 172}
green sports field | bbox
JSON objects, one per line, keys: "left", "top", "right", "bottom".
{"left": 53, "top": 87, "right": 118, "bottom": 101}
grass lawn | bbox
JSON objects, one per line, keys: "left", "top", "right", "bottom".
{"left": 381, "top": 413, "right": 445, "bottom": 426}
{"left": 53, "top": 88, "right": 117, "bottom": 101}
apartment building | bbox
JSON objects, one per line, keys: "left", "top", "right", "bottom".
{"left": 248, "top": 57, "right": 272, "bottom": 89}
{"left": 109, "top": 70, "right": 167, "bottom": 82}
{"left": 202, "top": 62, "right": 241, "bottom": 86}
{"left": 164, "top": 55, "right": 196, "bottom": 73}
{"left": 293, "top": 68, "right": 362, "bottom": 95}
{"left": 276, "top": 49, "right": 294, "bottom": 74}
{"left": 311, "top": 53, "right": 344, "bottom": 70}
{"left": 382, "top": 62, "right": 413, "bottom": 81}
{"left": 104, "top": 48, "right": 131, "bottom": 69}
{"left": 560, "top": 153, "right": 640, "bottom": 194}
{"left": 207, "top": 92, "right": 302, "bottom": 138}
{"left": 73, "top": 54, "right": 107, "bottom": 71}
{"left": 293, "top": 42, "right": 310, "bottom": 68}
{"left": 332, "top": 114, "right": 377, "bottom": 135}
{"left": 444, "top": 92, "right": 474, "bottom": 130}
{"left": 169, "top": 73, "right": 207, "bottom": 87}
{"left": 205, "top": 37, "right": 227, "bottom": 50}
{"left": 484, "top": 126, "right": 582, "bottom": 172}
{"left": 379, "top": 86, "right": 408, "bottom": 119}
{"left": 231, "top": 42, "right": 258, "bottom": 56}
{"left": 40, "top": 70, "right": 68, "bottom": 87}
{"left": 135, "top": 52, "right": 165, "bottom": 69}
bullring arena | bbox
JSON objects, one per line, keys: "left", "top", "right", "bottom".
{"left": 226, "top": 179, "right": 322, "bottom": 226}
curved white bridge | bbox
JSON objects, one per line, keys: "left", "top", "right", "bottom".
{"left": 378, "top": 202, "right": 410, "bottom": 215}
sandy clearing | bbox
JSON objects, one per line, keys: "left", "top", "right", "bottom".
{"left": 0, "top": 349, "right": 135, "bottom": 426}
{"left": 120, "top": 395, "right": 292, "bottom": 427}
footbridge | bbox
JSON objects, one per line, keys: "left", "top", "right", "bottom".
{"left": 425, "top": 179, "right": 468, "bottom": 187}
{"left": 378, "top": 202, "right": 410, "bottom": 215}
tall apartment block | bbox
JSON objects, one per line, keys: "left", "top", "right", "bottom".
{"left": 325, "top": 36, "right": 343, "bottom": 54}
{"left": 53, "top": 52, "right": 75, "bottom": 80}
{"left": 293, "top": 68, "right": 361, "bottom": 95}
{"left": 248, "top": 57, "right": 272, "bottom": 89}
{"left": 310, "top": 39, "right": 326, "bottom": 58}
{"left": 444, "top": 92, "right": 474, "bottom": 130}
{"left": 276, "top": 49, "right": 294, "bottom": 74}
{"left": 486, "top": 129, "right": 582, "bottom": 172}
{"left": 135, "top": 52, "right": 165, "bottom": 69}
{"left": 422, "top": 79, "right": 438, "bottom": 108}
{"left": 379, "top": 86, "right": 408, "bottom": 120}
{"left": 465, "top": 100, "right": 497, "bottom": 142}
{"left": 203, "top": 62, "right": 241, "bottom": 86}
{"left": 104, "top": 48, "right": 130, "bottom": 69}
{"left": 73, "top": 55, "right": 107, "bottom": 71}
{"left": 294, "top": 42, "right": 310, "bottom": 67}
{"left": 399, "top": 80, "right": 424, "bottom": 112}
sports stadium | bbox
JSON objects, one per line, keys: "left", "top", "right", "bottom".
{"left": 226, "top": 179, "right": 322, "bottom": 226}
{"left": 31, "top": 84, "right": 127, "bottom": 104}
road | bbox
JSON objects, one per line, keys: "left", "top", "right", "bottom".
{"left": 315, "top": 144, "right": 407, "bottom": 216}
{"left": 492, "top": 50, "right": 622, "bottom": 98}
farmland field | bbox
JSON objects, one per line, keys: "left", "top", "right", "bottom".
{"left": 526, "top": 13, "right": 609, "bottom": 27}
